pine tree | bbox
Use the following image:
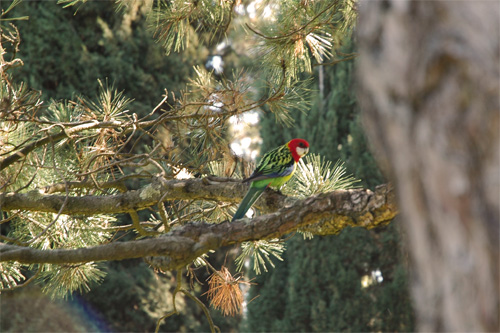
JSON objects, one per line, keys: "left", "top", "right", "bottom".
{"left": 246, "top": 36, "right": 414, "bottom": 331}
{"left": 0, "top": 1, "right": 401, "bottom": 331}
{"left": 1, "top": 1, "right": 214, "bottom": 331}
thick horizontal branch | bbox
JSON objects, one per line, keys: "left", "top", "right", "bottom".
{"left": 0, "top": 177, "right": 276, "bottom": 215}
{"left": 0, "top": 185, "right": 397, "bottom": 268}
{"left": 0, "top": 177, "right": 393, "bottom": 220}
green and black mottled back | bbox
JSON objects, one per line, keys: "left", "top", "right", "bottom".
{"left": 244, "top": 144, "right": 295, "bottom": 183}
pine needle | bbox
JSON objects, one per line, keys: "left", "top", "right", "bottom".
{"left": 205, "top": 266, "right": 248, "bottom": 316}
{"left": 39, "top": 262, "right": 107, "bottom": 299}
{"left": 0, "top": 261, "right": 25, "bottom": 289}
{"left": 283, "top": 153, "right": 360, "bottom": 198}
{"left": 235, "top": 240, "right": 285, "bottom": 275}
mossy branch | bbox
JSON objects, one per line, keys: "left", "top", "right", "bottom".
{"left": 0, "top": 183, "right": 396, "bottom": 268}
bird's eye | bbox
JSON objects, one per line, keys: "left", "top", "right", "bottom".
{"left": 299, "top": 142, "right": 305, "bottom": 148}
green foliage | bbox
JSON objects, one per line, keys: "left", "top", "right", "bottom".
{"left": 246, "top": 34, "right": 415, "bottom": 331}
{"left": 234, "top": 153, "right": 359, "bottom": 276}
{"left": 342, "top": 113, "right": 385, "bottom": 188}
{"left": 1, "top": 0, "right": 411, "bottom": 331}
{"left": 56, "top": 0, "right": 88, "bottom": 9}
{"left": 0, "top": 0, "right": 28, "bottom": 24}
{"left": 9, "top": 212, "right": 116, "bottom": 249}
{"left": 235, "top": 240, "right": 285, "bottom": 275}
{"left": 81, "top": 260, "right": 241, "bottom": 332}
{"left": 246, "top": 225, "right": 414, "bottom": 332}
{"left": 82, "top": 261, "right": 177, "bottom": 332}
{"left": 7, "top": 0, "right": 205, "bottom": 117}
{"left": 0, "top": 261, "right": 24, "bottom": 289}
{"left": 149, "top": 0, "right": 233, "bottom": 55}
{"left": 39, "top": 263, "right": 106, "bottom": 299}
{"left": 81, "top": 79, "right": 133, "bottom": 121}
{"left": 283, "top": 153, "right": 360, "bottom": 198}
{"left": 252, "top": 0, "right": 357, "bottom": 85}
{"left": 266, "top": 77, "right": 313, "bottom": 127}
{"left": 1, "top": 1, "right": 206, "bottom": 329}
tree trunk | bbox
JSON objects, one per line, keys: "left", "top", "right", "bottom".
{"left": 357, "top": 1, "right": 499, "bottom": 331}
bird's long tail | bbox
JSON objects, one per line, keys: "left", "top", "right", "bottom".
{"left": 231, "top": 187, "right": 265, "bottom": 222}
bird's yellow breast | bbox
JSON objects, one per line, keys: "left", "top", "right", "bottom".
{"left": 268, "top": 162, "right": 296, "bottom": 188}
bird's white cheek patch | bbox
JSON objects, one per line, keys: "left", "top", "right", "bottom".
{"left": 297, "top": 147, "right": 309, "bottom": 157}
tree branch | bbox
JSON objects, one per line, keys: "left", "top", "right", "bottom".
{"left": 0, "top": 177, "right": 247, "bottom": 215}
{"left": 0, "top": 184, "right": 396, "bottom": 268}
{"left": 0, "top": 177, "right": 394, "bottom": 221}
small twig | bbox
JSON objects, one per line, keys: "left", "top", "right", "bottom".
{"left": 77, "top": 153, "right": 149, "bottom": 177}
{"left": 0, "top": 211, "right": 19, "bottom": 225}
{"left": 138, "top": 91, "right": 169, "bottom": 122}
{"left": 110, "top": 178, "right": 158, "bottom": 237}
{"left": 245, "top": 2, "right": 336, "bottom": 41}
{"left": 158, "top": 198, "right": 171, "bottom": 232}
{"left": 155, "top": 269, "right": 182, "bottom": 333}
{"left": 87, "top": 222, "right": 158, "bottom": 232}
{"left": 114, "top": 114, "right": 137, "bottom": 156}
{"left": 0, "top": 120, "right": 107, "bottom": 171}
{"left": 42, "top": 174, "right": 150, "bottom": 194}
{"left": 180, "top": 288, "right": 219, "bottom": 333}
{"left": 202, "top": 258, "right": 219, "bottom": 276}
{"left": 0, "top": 234, "right": 25, "bottom": 246}
{"left": 269, "top": 230, "right": 297, "bottom": 243}
{"left": 129, "top": 209, "right": 158, "bottom": 237}
{"left": 154, "top": 269, "right": 219, "bottom": 333}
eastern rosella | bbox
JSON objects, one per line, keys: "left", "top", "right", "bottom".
{"left": 231, "top": 138, "right": 310, "bottom": 221}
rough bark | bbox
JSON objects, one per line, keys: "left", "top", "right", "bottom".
{"left": 0, "top": 184, "right": 396, "bottom": 269}
{"left": 1, "top": 177, "right": 251, "bottom": 215}
{"left": 0, "top": 177, "right": 394, "bottom": 221}
{"left": 358, "top": 1, "right": 499, "bottom": 331}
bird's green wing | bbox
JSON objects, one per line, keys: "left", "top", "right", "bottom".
{"left": 232, "top": 144, "right": 295, "bottom": 221}
{"left": 243, "top": 144, "right": 294, "bottom": 183}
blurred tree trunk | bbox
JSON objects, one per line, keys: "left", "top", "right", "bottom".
{"left": 357, "top": 1, "right": 499, "bottom": 331}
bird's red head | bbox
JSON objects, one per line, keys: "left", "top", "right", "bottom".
{"left": 287, "top": 138, "right": 310, "bottom": 162}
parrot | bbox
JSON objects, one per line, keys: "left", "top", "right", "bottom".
{"left": 231, "top": 138, "right": 310, "bottom": 221}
